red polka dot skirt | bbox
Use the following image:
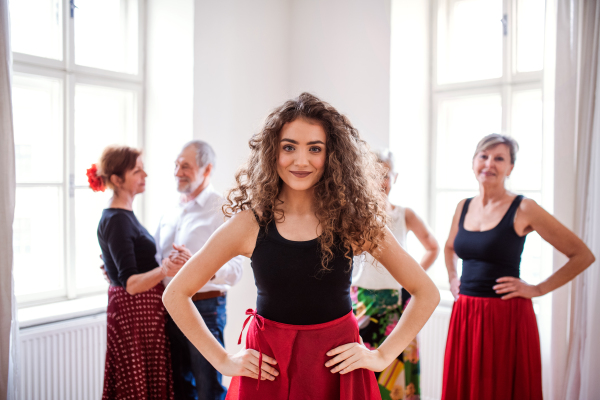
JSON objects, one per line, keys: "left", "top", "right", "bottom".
{"left": 102, "top": 284, "right": 174, "bottom": 400}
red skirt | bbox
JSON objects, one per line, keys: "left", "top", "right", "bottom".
{"left": 442, "top": 295, "right": 543, "bottom": 400}
{"left": 102, "top": 284, "right": 174, "bottom": 400}
{"left": 226, "top": 310, "right": 381, "bottom": 400}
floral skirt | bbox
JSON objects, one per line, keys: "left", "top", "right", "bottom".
{"left": 352, "top": 287, "right": 420, "bottom": 400}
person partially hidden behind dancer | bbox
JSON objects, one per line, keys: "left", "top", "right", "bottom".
{"left": 442, "top": 134, "right": 595, "bottom": 400}
{"left": 88, "top": 146, "right": 174, "bottom": 400}
{"left": 352, "top": 149, "right": 439, "bottom": 400}
{"left": 162, "top": 92, "right": 441, "bottom": 400}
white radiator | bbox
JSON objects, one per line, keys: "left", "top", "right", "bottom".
{"left": 19, "top": 314, "right": 107, "bottom": 400}
{"left": 419, "top": 305, "right": 452, "bottom": 400}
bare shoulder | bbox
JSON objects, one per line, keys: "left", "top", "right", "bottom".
{"left": 455, "top": 198, "right": 468, "bottom": 214}
{"left": 518, "top": 197, "right": 545, "bottom": 218}
{"left": 403, "top": 207, "right": 418, "bottom": 227}
{"left": 218, "top": 209, "right": 260, "bottom": 257}
{"left": 449, "top": 198, "right": 468, "bottom": 227}
{"left": 225, "top": 209, "right": 260, "bottom": 232}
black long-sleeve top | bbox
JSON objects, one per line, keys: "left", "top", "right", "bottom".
{"left": 97, "top": 208, "right": 159, "bottom": 288}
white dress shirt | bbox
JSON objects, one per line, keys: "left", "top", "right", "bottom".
{"left": 155, "top": 184, "right": 243, "bottom": 293}
{"left": 352, "top": 206, "right": 407, "bottom": 290}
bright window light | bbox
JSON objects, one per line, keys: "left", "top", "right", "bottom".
{"left": 516, "top": 0, "right": 545, "bottom": 72}
{"left": 10, "top": 0, "right": 62, "bottom": 60}
{"left": 13, "top": 73, "right": 63, "bottom": 183}
{"left": 74, "top": 0, "right": 139, "bottom": 74}
{"left": 14, "top": 187, "right": 64, "bottom": 297}
{"left": 74, "top": 84, "right": 138, "bottom": 186}
{"left": 437, "top": 0, "right": 503, "bottom": 84}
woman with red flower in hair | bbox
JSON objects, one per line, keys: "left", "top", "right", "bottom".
{"left": 90, "top": 145, "right": 174, "bottom": 399}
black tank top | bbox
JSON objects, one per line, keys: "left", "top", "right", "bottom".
{"left": 250, "top": 214, "right": 353, "bottom": 325}
{"left": 454, "top": 195, "right": 527, "bottom": 298}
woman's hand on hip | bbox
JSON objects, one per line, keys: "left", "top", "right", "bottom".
{"left": 493, "top": 276, "right": 542, "bottom": 300}
{"left": 219, "top": 349, "right": 279, "bottom": 381}
{"left": 325, "top": 342, "right": 389, "bottom": 374}
{"left": 450, "top": 276, "right": 461, "bottom": 301}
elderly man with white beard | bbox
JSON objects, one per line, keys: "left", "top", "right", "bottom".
{"left": 157, "top": 140, "right": 243, "bottom": 400}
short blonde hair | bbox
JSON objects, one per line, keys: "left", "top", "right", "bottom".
{"left": 473, "top": 134, "right": 519, "bottom": 164}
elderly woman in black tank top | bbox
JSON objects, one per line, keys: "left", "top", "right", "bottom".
{"left": 163, "top": 93, "right": 440, "bottom": 400}
{"left": 441, "top": 134, "right": 595, "bottom": 400}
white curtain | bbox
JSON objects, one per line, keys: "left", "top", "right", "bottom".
{"left": 0, "top": 0, "right": 18, "bottom": 399}
{"left": 554, "top": 0, "right": 600, "bottom": 398}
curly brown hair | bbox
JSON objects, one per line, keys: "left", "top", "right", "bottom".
{"left": 223, "top": 92, "right": 388, "bottom": 269}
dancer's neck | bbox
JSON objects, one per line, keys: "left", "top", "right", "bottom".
{"left": 478, "top": 183, "right": 508, "bottom": 205}
{"left": 110, "top": 192, "right": 135, "bottom": 211}
{"left": 277, "top": 185, "right": 316, "bottom": 215}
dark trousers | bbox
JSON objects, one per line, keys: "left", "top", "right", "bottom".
{"left": 166, "top": 295, "right": 227, "bottom": 400}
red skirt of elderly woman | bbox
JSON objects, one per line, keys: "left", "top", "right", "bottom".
{"left": 442, "top": 134, "right": 595, "bottom": 400}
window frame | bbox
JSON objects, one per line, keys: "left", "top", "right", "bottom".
{"left": 13, "top": 0, "right": 147, "bottom": 307}
{"left": 429, "top": 0, "right": 550, "bottom": 292}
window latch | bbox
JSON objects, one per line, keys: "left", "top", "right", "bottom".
{"left": 501, "top": 14, "right": 508, "bottom": 36}
{"left": 70, "top": 0, "right": 77, "bottom": 19}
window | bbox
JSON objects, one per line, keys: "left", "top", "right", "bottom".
{"left": 428, "top": 0, "right": 551, "bottom": 291}
{"left": 11, "top": 0, "right": 144, "bottom": 305}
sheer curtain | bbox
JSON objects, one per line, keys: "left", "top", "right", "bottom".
{"left": 554, "top": 0, "right": 600, "bottom": 399}
{"left": 0, "top": 0, "right": 18, "bottom": 399}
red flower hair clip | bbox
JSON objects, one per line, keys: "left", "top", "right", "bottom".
{"left": 86, "top": 164, "right": 106, "bottom": 192}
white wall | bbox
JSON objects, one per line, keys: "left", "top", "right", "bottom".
{"left": 388, "top": 0, "right": 430, "bottom": 218}
{"left": 144, "top": 0, "right": 195, "bottom": 231}
{"left": 193, "top": 0, "right": 293, "bottom": 195}
{"left": 289, "top": 0, "right": 392, "bottom": 149}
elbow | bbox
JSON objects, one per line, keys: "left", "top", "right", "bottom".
{"left": 443, "top": 240, "right": 454, "bottom": 255}
{"left": 411, "top": 279, "right": 441, "bottom": 311}
{"left": 125, "top": 284, "right": 139, "bottom": 296}
{"left": 432, "top": 242, "right": 441, "bottom": 259}
{"left": 124, "top": 275, "right": 140, "bottom": 295}
{"left": 162, "top": 286, "right": 181, "bottom": 314}
{"left": 162, "top": 290, "right": 172, "bottom": 312}
{"left": 572, "top": 248, "right": 596, "bottom": 271}
{"left": 430, "top": 283, "right": 441, "bottom": 308}
{"left": 586, "top": 250, "right": 596, "bottom": 268}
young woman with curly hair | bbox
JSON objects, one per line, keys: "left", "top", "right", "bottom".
{"left": 163, "top": 93, "right": 440, "bottom": 400}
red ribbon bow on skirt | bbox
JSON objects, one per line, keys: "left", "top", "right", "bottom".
{"left": 238, "top": 309, "right": 265, "bottom": 390}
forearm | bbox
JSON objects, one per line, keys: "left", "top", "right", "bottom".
{"left": 163, "top": 290, "right": 229, "bottom": 369}
{"left": 376, "top": 283, "right": 440, "bottom": 365}
{"left": 444, "top": 247, "right": 458, "bottom": 281}
{"left": 419, "top": 248, "right": 439, "bottom": 271}
{"left": 125, "top": 266, "right": 166, "bottom": 295}
{"left": 537, "top": 251, "right": 596, "bottom": 295}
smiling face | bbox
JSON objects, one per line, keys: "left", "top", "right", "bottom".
{"left": 175, "top": 145, "right": 207, "bottom": 194}
{"left": 472, "top": 143, "right": 514, "bottom": 186}
{"left": 276, "top": 118, "right": 327, "bottom": 192}
{"left": 118, "top": 156, "right": 147, "bottom": 195}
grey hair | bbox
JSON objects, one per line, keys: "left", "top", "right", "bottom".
{"left": 375, "top": 148, "right": 396, "bottom": 174}
{"left": 473, "top": 134, "right": 519, "bottom": 164}
{"left": 182, "top": 140, "right": 216, "bottom": 169}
